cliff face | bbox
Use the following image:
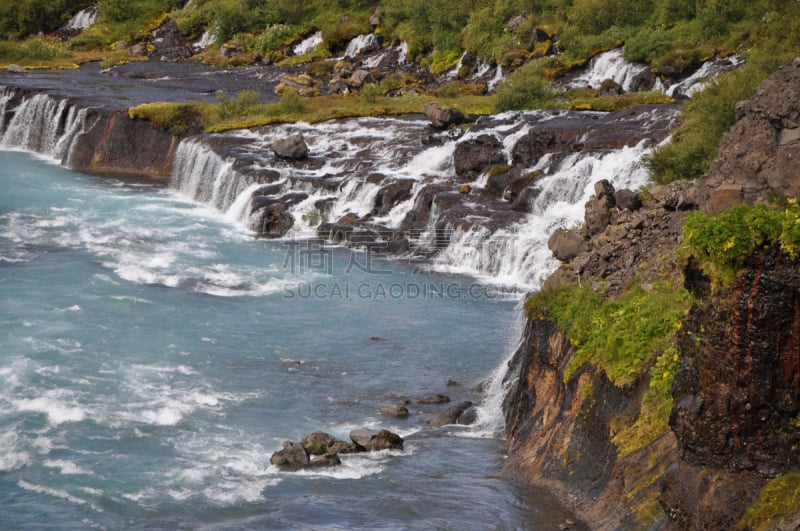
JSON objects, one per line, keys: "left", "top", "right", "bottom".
{"left": 70, "top": 107, "right": 177, "bottom": 182}
{"left": 503, "top": 60, "right": 800, "bottom": 529}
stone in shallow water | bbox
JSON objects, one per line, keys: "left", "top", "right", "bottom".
{"left": 349, "top": 428, "right": 403, "bottom": 451}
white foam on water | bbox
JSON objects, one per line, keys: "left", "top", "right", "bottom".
{"left": 0, "top": 430, "right": 32, "bottom": 471}
{"left": 43, "top": 459, "right": 93, "bottom": 475}
{"left": 18, "top": 479, "right": 100, "bottom": 511}
{"left": 12, "top": 393, "right": 87, "bottom": 426}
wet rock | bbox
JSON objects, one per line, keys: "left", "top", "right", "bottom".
{"left": 300, "top": 431, "right": 356, "bottom": 455}
{"left": 308, "top": 453, "right": 342, "bottom": 468}
{"left": 249, "top": 193, "right": 307, "bottom": 237}
{"left": 270, "top": 441, "right": 310, "bottom": 471}
{"left": 460, "top": 184, "right": 471, "bottom": 194}
{"left": 417, "top": 393, "right": 450, "bottom": 404}
{"left": 423, "top": 103, "right": 466, "bottom": 129}
{"left": 349, "top": 428, "right": 403, "bottom": 451}
{"left": 428, "top": 401, "right": 474, "bottom": 428}
{"left": 380, "top": 405, "right": 410, "bottom": 418}
{"left": 453, "top": 134, "right": 505, "bottom": 179}
{"left": 336, "top": 212, "right": 359, "bottom": 225}
{"left": 7, "top": 64, "right": 26, "bottom": 74}
{"left": 272, "top": 134, "right": 309, "bottom": 160}
{"left": 548, "top": 228, "right": 585, "bottom": 262}
{"left": 372, "top": 180, "right": 413, "bottom": 217}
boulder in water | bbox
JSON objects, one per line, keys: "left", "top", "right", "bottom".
{"left": 417, "top": 393, "right": 450, "bottom": 404}
{"left": 349, "top": 428, "right": 403, "bottom": 451}
{"left": 308, "top": 453, "right": 342, "bottom": 468}
{"left": 427, "top": 401, "right": 474, "bottom": 428}
{"left": 380, "top": 405, "right": 410, "bottom": 418}
{"left": 272, "top": 134, "right": 309, "bottom": 160}
{"left": 300, "top": 431, "right": 358, "bottom": 455}
{"left": 270, "top": 441, "right": 310, "bottom": 471}
{"left": 453, "top": 134, "right": 506, "bottom": 179}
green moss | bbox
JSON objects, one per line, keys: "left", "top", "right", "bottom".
{"left": 568, "top": 91, "right": 675, "bottom": 112}
{"left": 526, "top": 281, "right": 691, "bottom": 388}
{"left": 681, "top": 201, "right": 800, "bottom": 286}
{"left": 488, "top": 164, "right": 512, "bottom": 178}
{"left": 738, "top": 472, "right": 800, "bottom": 530}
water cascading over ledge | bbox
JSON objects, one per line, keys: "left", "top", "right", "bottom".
{"left": 141, "top": 106, "right": 681, "bottom": 290}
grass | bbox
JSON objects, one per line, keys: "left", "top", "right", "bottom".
{"left": 738, "top": 472, "right": 800, "bottom": 530}
{"left": 525, "top": 281, "right": 691, "bottom": 388}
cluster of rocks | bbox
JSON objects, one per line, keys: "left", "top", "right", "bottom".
{"left": 379, "top": 390, "right": 477, "bottom": 428}
{"left": 270, "top": 429, "right": 404, "bottom": 472}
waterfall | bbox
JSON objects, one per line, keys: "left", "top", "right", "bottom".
{"left": 663, "top": 55, "right": 745, "bottom": 98}
{"left": 171, "top": 138, "right": 257, "bottom": 216}
{"left": 432, "top": 141, "right": 655, "bottom": 289}
{"left": 193, "top": 30, "right": 218, "bottom": 52}
{"left": 293, "top": 31, "right": 323, "bottom": 56}
{"left": 64, "top": 6, "right": 99, "bottom": 31}
{"left": 567, "top": 48, "right": 648, "bottom": 91}
{"left": 487, "top": 66, "right": 504, "bottom": 91}
{"left": 0, "top": 91, "right": 88, "bottom": 165}
{"left": 344, "top": 34, "right": 381, "bottom": 59}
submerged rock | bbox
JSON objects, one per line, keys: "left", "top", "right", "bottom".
{"left": 417, "top": 393, "right": 450, "bottom": 404}
{"left": 423, "top": 103, "right": 466, "bottom": 129}
{"left": 380, "top": 405, "right": 410, "bottom": 418}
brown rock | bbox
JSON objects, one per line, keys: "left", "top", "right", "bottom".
{"left": 548, "top": 228, "right": 585, "bottom": 262}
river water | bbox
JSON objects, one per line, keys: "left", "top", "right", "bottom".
{"left": 0, "top": 149, "right": 582, "bottom": 529}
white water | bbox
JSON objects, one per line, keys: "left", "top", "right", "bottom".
{"left": 0, "top": 92, "right": 89, "bottom": 165}
{"left": 488, "top": 65, "right": 505, "bottom": 91}
{"left": 662, "top": 55, "right": 745, "bottom": 97}
{"left": 193, "top": 30, "right": 218, "bottom": 52}
{"left": 293, "top": 31, "right": 323, "bottom": 55}
{"left": 344, "top": 34, "right": 381, "bottom": 59}
{"left": 568, "top": 48, "right": 648, "bottom": 91}
{"left": 64, "top": 6, "right": 99, "bottom": 31}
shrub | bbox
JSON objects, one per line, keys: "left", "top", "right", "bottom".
{"left": 646, "top": 65, "right": 763, "bottom": 184}
{"left": 494, "top": 62, "right": 554, "bottom": 111}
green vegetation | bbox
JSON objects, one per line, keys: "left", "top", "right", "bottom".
{"left": 738, "top": 472, "right": 800, "bottom": 530}
{"left": 525, "top": 281, "right": 691, "bottom": 388}
{"left": 682, "top": 201, "right": 800, "bottom": 285}
{"left": 525, "top": 280, "right": 691, "bottom": 457}
{"left": 0, "top": 0, "right": 93, "bottom": 39}
{"left": 129, "top": 89, "right": 494, "bottom": 133}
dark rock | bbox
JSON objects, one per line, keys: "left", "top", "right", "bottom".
{"left": 598, "top": 78, "right": 624, "bottom": 97}
{"left": 249, "top": 193, "right": 307, "bottom": 237}
{"left": 548, "top": 228, "right": 585, "bottom": 262}
{"left": 270, "top": 441, "right": 310, "bottom": 471}
{"left": 349, "top": 428, "right": 403, "bottom": 451}
{"left": 372, "top": 180, "right": 413, "bottom": 217}
{"left": 458, "top": 406, "right": 478, "bottom": 426}
{"left": 308, "top": 453, "right": 342, "bottom": 468}
{"left": 300, "top": 431, "right": 355, "bottom": 455}
{"left": 380, "top": 405, "right": 410, "bottom": 418}
{"left": 423, "top": 103, "right": 466, "bottom": 129}
{"left": 272, "top": 134, "right": 309, "bottom": 160}
{"left": 703, "top": 59, "right": 800, "bottom": 206}
{"left": 453, "top": 135, "right": 505, "bottom": 179}
{"left": 671, "top": 247, "right": 800, "bottom": 477}
{"left": 428, "top": 401, "right": 474, "bottom": 428}
{"left": 614, "top": 189, "right": 642, "bottom": 211}
{"left": 417, "top": 393, "right": 450, "bottom": 404}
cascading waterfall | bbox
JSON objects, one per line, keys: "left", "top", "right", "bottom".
{"left": 433, "top": 141, "right": 655, "bottom": 289}
{"left": 64, "top": 6, "right": 99, "bottom": 31}
{"left": 171, "top": 138, "right": 259, "bottom": 218}
{"left": 567, "top": 48, "right": 648, "bottom": 91}
{"left": 0, "top": 91, "right": 88, "bottom": 165}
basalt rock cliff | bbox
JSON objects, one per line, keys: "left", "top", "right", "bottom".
{"left": 503, "top": 60, "right": 800, "bottom": 529}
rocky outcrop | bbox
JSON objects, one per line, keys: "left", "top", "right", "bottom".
{"left": 270, "top": 429, "right": 403, "bottom": 472}
{"left": 503, "top": 59, "right": 800, "bottom": 530}
{"left": 701, "top": 59, "right": 800, "bottom": 211}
